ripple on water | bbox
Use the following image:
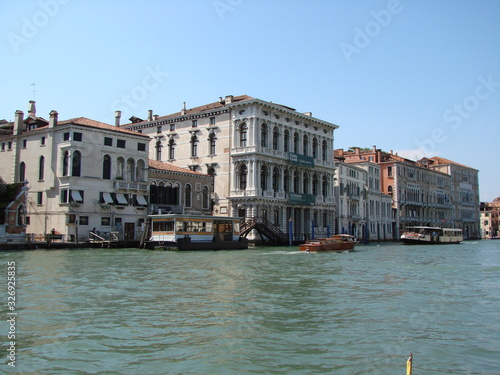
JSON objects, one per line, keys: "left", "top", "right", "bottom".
{"left": 2, "top": 242, "right": 499, "bottom": 374}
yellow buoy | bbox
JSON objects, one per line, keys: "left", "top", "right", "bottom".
{"left": 406, "top": 353, "right": 413, "bottom": 375}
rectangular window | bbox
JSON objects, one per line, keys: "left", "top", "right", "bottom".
{"left": 8, "top": 141, "right": 12, "bottom": 150}
{"left": 137, "top": 143, "right": 146, "bottom": 152}
{"left": 79, "top": 216, "right": 89, "bottom": 225}
{"left": 63, "top": 132, "right": 70, "bottom": 141}
{"left": 73, "top": 132, "right": 83, "bottom": 141}
{"left": 192, "top": 120, "right": 198, "bottom": 128}
{"left": 117, "top": 139, "right": 126, "bottom": 148}
{"left": 1, "top": 143, "right": 5, "bottom": 151}
{"left": 61, "top": 189, "right": 69, "bottom": 204}
{"left": 68, "top": 214, "right": 76, "bottom": 224}
{"left": 41, "top": 136, "right": 46, "bottom": 145}
{"left": 22, "top": 139, "right": 27, "bottom": 148}
{"left": 101, "top": 217, "right": 111, "bottom": 226}
{"left": 170, "top": 123, "right": 175, "bottom": 131}
{"left": 37, "top": 191, "right": 43, "bottom": 205}
{"left": 104, "top": 137, "right": 113, "bottom": 146}
{"left": 210, "top": 117, "right": 216, "bottom": 125}
{"left": 157, "top": 126, "right": 162, "bottom": 134}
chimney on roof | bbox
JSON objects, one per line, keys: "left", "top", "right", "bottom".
{"left": 49, "top": 110, "right": 58, "bottom": 128}
{"left": 147, "top": 110, "right": 153, "bottom": 122}
{"left": 153, "top": 114, "right": 159, "bottom": 120}
{"left": 14, "top": 110, "right": 24, "bottom": 135}
{"left": 225, "top": 95, "right": 233, "bottom": 104}
{"left": 181, "top": 102, "right": 186, "bottom": 116}
{"left": 218, "top": 97, "right": 224, "bottom": 104}
{"left": 28, "top": 100, "right": 36, "bottom": 117}
{"left": 304, "top": 112, "right": 312, "bottom": 116}
{"left": 372, "top": 145, "right": 376, "bottom": 151}
{"left": 114, "top": 110, "right": 121, "bottom": 126}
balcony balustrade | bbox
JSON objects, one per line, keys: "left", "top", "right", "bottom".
{"left": 114, "top": 180, "right": 148, "bottom": 192}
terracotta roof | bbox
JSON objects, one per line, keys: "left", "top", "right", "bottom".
{"left": 122, "top": 95, "right": 254, "bottom": 126}
{"left": 59, "top": 117, "right": 148, "bottom": 137}
{"left": 148, "top": 159, "right": 208, "bottom": 176}
{"left": 428, "top": 156, "right": 475, "bottom": 170}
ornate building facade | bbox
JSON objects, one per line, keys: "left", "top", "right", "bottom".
{"left": 123, "top": 95, "right": 339, "bottom": 239}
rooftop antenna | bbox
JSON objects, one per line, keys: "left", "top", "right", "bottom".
{"left": 31, "top": 83, "right": 37, "bottom": 100}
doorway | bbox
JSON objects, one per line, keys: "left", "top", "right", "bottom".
{"left": 124, "top": 222, "right": 135, "bottom": 240}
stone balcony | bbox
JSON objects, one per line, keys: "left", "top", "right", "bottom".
{"left": 114, "top": 180, "right": 148, "bottom": 192}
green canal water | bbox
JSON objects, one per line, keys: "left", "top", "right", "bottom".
{"left": 1, "top": 241, "right": 499, "bottom": 374}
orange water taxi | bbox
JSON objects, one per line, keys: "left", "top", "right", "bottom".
{"left": 299, "top": 234, "right": 358, "bottom": 252}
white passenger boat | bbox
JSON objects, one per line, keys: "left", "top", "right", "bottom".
{"left": 146, "top": 214, "right": 248, "bottom": 250}
{"left": 400, "top": 226, "right": 463, "bottom": 244}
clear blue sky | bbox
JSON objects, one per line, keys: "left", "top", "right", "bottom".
{"left": 1, "top": 0, "right": 499, "bottom": 201}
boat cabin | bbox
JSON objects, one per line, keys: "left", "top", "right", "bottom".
{"left": 148, "top": 214, "right": 247, "bottom": 249}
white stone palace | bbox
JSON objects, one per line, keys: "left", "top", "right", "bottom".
{"left": 123, "top": 95, "right": 339, "bottom": 240}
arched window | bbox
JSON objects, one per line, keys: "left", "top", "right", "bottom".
{"left": 72, "top": 151, "right": 81, "bottom": 177}
{"left": 293, "top": 132, "right": 299, "bottom": 153}
{"left": 38, "top": 156, "right": 45, "bottom": 181}
{"left": 260, "top": 165, "right": 268, "bottom": 191}
{"left": 303, "top": 173, "right": 310, "bottom": 194}
{"left": 202, "top": 186, "right": 209, "bottom": 209}
{"left": 168, "top": 138, "right": 175, "bottom": 160}
{"left": 191, "top": 134, "right": 198, "bottom": 157}
{"left": 322, "top": 176, "right": 328, "bottom": 196}
{"left": 303, "top": 135, "right": 309, "bottom": 156}
{"left": 313, "top": 174, "right": 319, "bottom": 195}
{"left": 272, "top": 126, "right": 279, "bottom": 150}
{"left": 312, "top": 138, "right": 318, "bottom": 159}
{"left": 284, "top": 130, "right": 290, "bottom": 152}
{"left": 103, "top": 155, "right": 111, "bottom": 180}
{"left": 272, "top": 167, "right": 279, "bottom": 191}
{"left": 284, "top": 169, "right": 290, "bottom": 193}
{"left": 136, "top": 159, "right": 145, "bottom": 182}
{"left": 150, "top": 181, "right": 158, "bottom": 204}
{"left": 117, "top": 157, "right": 125, "bottom": 179}
{"left": 172, "top": 184, "right": 180, "bottom": 205}
{"left": 185, "top": 184, "right": 192, "bottom": 207}
{"left": 62, "top": 151, "right": 69, "bottom": 176}
{"left": 165, "top": 183, "right": 174, "bottom": 204}
{"left": 19, "top": 162, "right": 26, "bottom": 182}
{"left": 239, "top": 123, "right": 248, "bottom": 147}
{"left": 208, "top": 132, "right": 216, "bottom": 155}
{"left": 239, "top": 164, "right": 247, "bottom": 190}
{"left": 322, "top": 140, "right": 328, "bottom": 161}
{"left": 388, "top": 185, "right": 393, "bottom": 196}
{"left": 156, "top": 139, "right": 162, "bottom": 161}
{"left": 293, "top": 171, "right": 300, "bottom": 193}
{"left": 126, "top": 158, "right": 135, "bottom": 181}
{"left": 158, "top": 182, "right": 166, "bottom": 204}
{"left": 261, "top": 123, "right": 268, "bottom": 148}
